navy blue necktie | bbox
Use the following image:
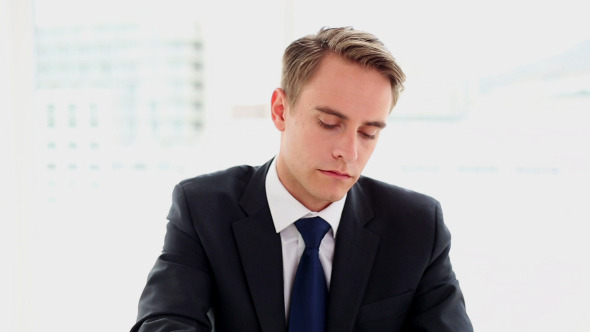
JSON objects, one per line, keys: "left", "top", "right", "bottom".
{"left": 288, "top": 217, "right": 331, "bottom": 332}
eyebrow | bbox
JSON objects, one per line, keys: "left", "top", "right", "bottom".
{"left": 315, "top": 106, "right": 387, "bottom": 129}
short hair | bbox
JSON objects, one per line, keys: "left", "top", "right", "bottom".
{"left": 281, "top": 27, "right": 406, "bottom": 110}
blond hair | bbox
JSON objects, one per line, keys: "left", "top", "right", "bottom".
{"left": 281, "top": 27, "right": 406, "bottom": 109}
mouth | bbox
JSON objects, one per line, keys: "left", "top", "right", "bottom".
{"left": 320, "top": 169, "right": 352, "bottom": 180}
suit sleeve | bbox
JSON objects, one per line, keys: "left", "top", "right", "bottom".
{"left": 131, "top": 184, "right": 213, "bottom": 332}
{"left": 403, "top": 201, "right": 474, "bottom": 331}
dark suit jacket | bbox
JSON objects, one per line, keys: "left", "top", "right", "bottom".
{"left": 132, "top": 160, "right": 473, "bottom": 332}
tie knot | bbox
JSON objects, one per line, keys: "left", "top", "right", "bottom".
{"left": 295, "top": 217, "right": 331, "bottom": 249}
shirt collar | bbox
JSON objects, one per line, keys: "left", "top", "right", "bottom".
{"left": 265, "top": 157, "right": 345, "bottom": 237}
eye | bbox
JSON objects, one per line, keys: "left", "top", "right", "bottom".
{"left": 318, "top": 119, "right": 338, "bottom": 129}
{"left": 359, "top": 128, "right": 379, "bottom": 140}
{"left": 360, "top": 132, "right": 377, "bottom": 140}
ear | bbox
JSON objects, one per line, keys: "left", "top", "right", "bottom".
{"left": 271, "top": 88, "right": 288, "bottom": 131}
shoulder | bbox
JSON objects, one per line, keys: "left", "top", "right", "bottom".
{"left": 179, "top": 164, "right": 257, "bottom": 189}
{"left": 354, "top": 176, "right": 441, "bottom": 225}
{"left": 175, "top": 164, "right": 259, "bottom": 203}
{"left": 356, "top": 176, "right": 439, "bottom": 208}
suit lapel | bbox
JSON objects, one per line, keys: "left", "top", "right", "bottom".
{"left": 231, "top": 162, "right": 378, "bottom": 332}
{"left": 327, "top": 182, "right": 379, "bottom": 332}
{"left": 232, "top": 160, "right": 287, "bottom": 332}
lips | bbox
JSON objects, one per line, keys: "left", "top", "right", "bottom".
{"left": 320, "top": 169, "right": 352, "bottom": 179}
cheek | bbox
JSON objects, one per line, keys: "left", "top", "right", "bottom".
{"left": 359, "top": 141, "right": 379, "bottom": 161}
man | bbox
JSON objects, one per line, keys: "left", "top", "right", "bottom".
{"left": 132, "top": 27, "right": 473, "bottom": 332}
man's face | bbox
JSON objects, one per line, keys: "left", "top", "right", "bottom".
{"left": 271, "top": 53, "right": 392, "bottom": 211}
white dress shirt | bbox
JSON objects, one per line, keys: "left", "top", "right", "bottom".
{"left": 265, "top": 157, "right": 346, "bottom": 318}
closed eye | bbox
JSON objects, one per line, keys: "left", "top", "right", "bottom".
{"left": 319, "top": 120, "right": 339, "bottom": 129}
{"left": 360, "top": 132, "right": 376, "bottom": 140}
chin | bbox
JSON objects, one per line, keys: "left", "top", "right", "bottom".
{"left": 321, "top": 191, "right": 347, "bottom": 203}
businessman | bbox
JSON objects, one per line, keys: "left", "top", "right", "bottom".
{"left": 132, "top": 27, "right": 473, "bottom": 332}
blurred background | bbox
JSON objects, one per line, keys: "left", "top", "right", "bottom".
{"left": 2, "top": 0, "right": 589, "bottom": 330}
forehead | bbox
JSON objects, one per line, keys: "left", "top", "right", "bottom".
{"left": 298, "top": 54, "right": 393, "bottom": 120}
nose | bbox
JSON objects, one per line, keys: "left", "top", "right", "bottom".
{"left": 333, "top": 131, "right": 358, "bottom": 163}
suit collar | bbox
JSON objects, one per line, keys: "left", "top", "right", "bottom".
{"left": 238, "top": 159, "right": 273, "bottom": 216}
{"left": 235, "top": 163, "right": 379, "bottom": 332}
{"left": 327, "top": 180, "right": 380, "bottom": 332}
{"left": 233, "top": 159, "right": 287, "bottom": 332}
